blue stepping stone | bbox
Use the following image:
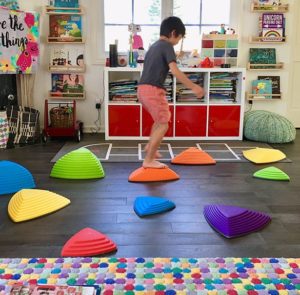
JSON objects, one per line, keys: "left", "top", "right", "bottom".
{"left": 134, "top": 196, "right": 176, "bottom": 217}
{"left": 0, "top": 161, "right": 35, "bottom": 195}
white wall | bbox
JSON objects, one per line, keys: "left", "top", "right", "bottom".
{"left": 18, "top": 0, "right": 296, "bottom": 132}
{"left": 238, "top": 0, "right": 295, "bottom": 117}
{"left": 19, "top": 0, "right": 105, "bottom": 133}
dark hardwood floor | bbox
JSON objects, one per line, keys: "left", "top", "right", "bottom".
{"left": 0, "top": 131, "right": 300, "bottom": 258}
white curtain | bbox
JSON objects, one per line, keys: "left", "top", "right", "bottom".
{"left": 16, "top": 74, "right": 35, "bottom": 107}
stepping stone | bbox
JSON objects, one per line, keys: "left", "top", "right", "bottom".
{"left": 61, "top": 227, "right": 117, "bottom": 257}
{"left": 171, "top": 147, "right": 216, "bottom": 165}
{"left": 254, "top": 166, "right": 290, "bottom": 181}
{"left": 203, "top": 204, "right": 271, "bottom": 238}
{"left": 129, "top": 167, "right": 179, "bottom": 182}
{"left": 50, "top": 148, "right": 105, "bottom": 179}
{"left": 8, "top": 189, "right": 70, "bottom": 222}
{"left": 0, "top": 161, "right": 35, "bottom": 195}
{"left": 243, "top": 148, "right": 286, "bottom": 164}
{"left": 134, "top": 196, "right": 176, "bottom": 217}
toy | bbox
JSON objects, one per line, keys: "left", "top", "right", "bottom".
{"left": 219, "top": 24, "right": 226, "bottom": 34}
{"left": 200, "top": 57, "right": 214, "bottom": 68}
{"left": 0, "top": 160, "right": 35, "bottom": 195}
{"left": 136, "top": 47, "right": 145, "bottom": 64}
{"left": 253, "top": 166, "right": 290, "bottom": 181}
{"left": 8, "top": 189, "right": 70, "bottom": 222}
{"left": 128, "top": 23, "right": 143, "bottom": 68}
{"left": 50, "top": 147, "right": 105, "bottom": 179}
{"left": 242, "top": 147, "right": 286, "bottom": 164}
{"left": 171, "top": 147, "right": 216, "bottom": 165}
{"left": 128, "top": 167, "right": 180, "bottom": 182}
{"left": 134, "top": 196, "right": 176, "bottom": 217}
{"left": 42, "top": 100, "right": 82, "bottom": 143}
{"left": 61, "top": 227, "right": 117, "bottom": 257}
{"left": 204, "top": 204, "right": 271, "bottom": 238}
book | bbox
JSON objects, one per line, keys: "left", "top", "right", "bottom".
{"left": 50, "top": 48, "right": 84, "bottom": 67}
{"left": 49, "top": 14, "right": 82, "bottom": 42}
{"left": 258, "top": 75, "right": 280, "bottom": 94}
{"left": 252, "top": 79, "right": 272, "bottom": 98}
{"left": 51, "top": 73, "right": 84, "bottom": 97}
{"left": 9, "top": 283, "right": 100, "bottom": 294}
{"left": 53, "top": 0, "right": 79, "bottom": 8}
{"left": 0, "top": 0, "right": 19, "bottom": 10}
{"left": 249, "top": 48, "right": 276, "bottom": 67}
{"left": 262, "top": 13, "right": 284, "bottom": 41}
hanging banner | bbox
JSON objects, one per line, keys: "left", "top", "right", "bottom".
{"left": 0, "top": 7, "right": 40, "bottom": 74}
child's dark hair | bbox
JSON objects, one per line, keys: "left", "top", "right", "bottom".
{"left": 160, "top": 16, "right": 186, "bottom": 38}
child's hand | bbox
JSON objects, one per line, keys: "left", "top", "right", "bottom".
{"left": 192, "top": 84, "right": 205, "bottom": 98}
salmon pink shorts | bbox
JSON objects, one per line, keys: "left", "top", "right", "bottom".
{"left": 137, "top": 85, "right": 171, "bottom": 124}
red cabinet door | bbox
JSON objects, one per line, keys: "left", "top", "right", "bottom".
{"left": 208, "top": 106, "right": 241, "bottom": 137}
{"left": 108, "top": 105, "right": 140, "bottom": 136}
{"left": 175, "top": 105, "right": 207, "bottom": 137}
{"left": 142, "top": 105, "right": 174, "bottom": 137}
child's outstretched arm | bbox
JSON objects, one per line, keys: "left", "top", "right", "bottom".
{"left": 169, "top": 62, "right": 205, "bottom": 98}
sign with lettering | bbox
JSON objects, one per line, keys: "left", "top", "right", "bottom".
{"left": 0, "top": 7, "right": 40, "bottom": 74}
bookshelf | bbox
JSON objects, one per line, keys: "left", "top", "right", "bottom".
{"left": 249, "top": 1, "right": 287, "bottom": 44}
{"left": 45, "top": 2, "right": 86, "bottom": 100}
{"left": 251, "top": 2, "right": 289, "bottom": 13}
{"left": 247, "top": 1, "right": 287, "bottom": 102}
{"left": 104, "top": 67, "right": 246, "bottom": 140}
{"left": 247, "top": 62, "right": 284, "bottom": 71}
{"left": 201, "top": 34, "right": 239, "bottom": 67}
{"left": 246, "top": 92, "right": 282, "bottom": 101}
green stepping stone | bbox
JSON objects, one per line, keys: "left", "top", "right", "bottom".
{"left": 51, "top": 148, "right": 105, "bottom": 180}
{"left": 253, "top": 166, "right": 290, "bottom": 181}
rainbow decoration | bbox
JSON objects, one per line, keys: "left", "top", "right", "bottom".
{"left": 0, "top": 7, "right": 40, "bottom": 74}
{"left": 1, "top": 257, "right": 300, "bottom": 294}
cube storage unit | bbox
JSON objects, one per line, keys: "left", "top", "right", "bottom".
{"left": 201, "top": 34, "right": 239, "bottom": 67}
{"left": 104, "top": 67, "right": 246, "bottom": 140}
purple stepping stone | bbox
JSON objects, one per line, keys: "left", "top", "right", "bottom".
{"left": 203, "top": 204, "right": 271, "bottom": 238}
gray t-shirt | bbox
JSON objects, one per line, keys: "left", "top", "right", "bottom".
{"left": 139, "top": 39, "right": 176, "bottom": 89}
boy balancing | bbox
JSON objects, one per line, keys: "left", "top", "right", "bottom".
{"left": 138, "top": 16, "right": 205, "bottom": 169}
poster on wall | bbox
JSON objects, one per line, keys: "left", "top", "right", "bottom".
{"left": 0, "top": 7, "right": 40, "bottom": 74}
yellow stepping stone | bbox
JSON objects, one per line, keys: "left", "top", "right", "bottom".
{"left": 8, "top": 189, "right": 70, "bottom": 222}
{"left": 243, "top": 148, "right": 286, "bottom": 164}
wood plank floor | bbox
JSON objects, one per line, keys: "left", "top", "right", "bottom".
{"left": 0, "top": 131, "right": 300, "bottom": 258}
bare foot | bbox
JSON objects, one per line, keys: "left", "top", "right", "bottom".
{"left": 144, "top": 144, "right": 162, "bottom": 158}
{"left": 143, "top": 160, "right": 168, "bottom": 169}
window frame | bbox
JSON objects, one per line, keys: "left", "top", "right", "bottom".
{"left": 91, "top": 0, "right": 240, "bottom": 64}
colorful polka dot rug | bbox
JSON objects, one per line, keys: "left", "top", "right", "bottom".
{"left": 1, "top": 257, "right": 300, "bottom": 294}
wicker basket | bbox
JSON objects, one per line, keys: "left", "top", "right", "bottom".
{"left": 50, "top": 106, "right": 73, "bottom": 128}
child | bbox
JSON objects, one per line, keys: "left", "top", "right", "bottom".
{"left": 138, "top": 16, "right": 204, "bottom": 169}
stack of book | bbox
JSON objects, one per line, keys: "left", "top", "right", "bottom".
{"left": 164, "top": 74, "right": 173, "bottom": 102}
{"left": 210, "top": 73, "right": 237, "bottom": 102}
{"left": 176, "top": 73, "right": 204, "bottom": 102}
{"left": 109, "top": 80, "right": 138, "bottom": 102}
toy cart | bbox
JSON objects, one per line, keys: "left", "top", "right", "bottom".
{"left": 42, "top": 99, "right": 81, "bottom": 143}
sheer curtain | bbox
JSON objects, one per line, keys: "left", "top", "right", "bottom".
{"left": 16, "top": 74, "right": 35, "bottom": 107}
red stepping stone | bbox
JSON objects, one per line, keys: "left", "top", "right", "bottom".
{"left": 61, "top": 227, "right": 117, "bottom": 257}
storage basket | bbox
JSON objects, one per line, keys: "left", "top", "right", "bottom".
{"left": 50, "top": 106, "right": 73, "bottom": 128}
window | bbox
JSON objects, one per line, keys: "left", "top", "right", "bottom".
{"left": 104, "top": 0, "right": 161, "bottom": 52}
{"left": 173, "top": 0, "right": 231, "bottom": 51}
{"left": 104, "top": 0, "right": 230, "bottom": 52}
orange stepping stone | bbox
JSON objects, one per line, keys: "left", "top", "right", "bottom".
{"left": 171, "top": 147, "right": 216, "bottom": 165}
{"left": 129, "top": 166, "right": 180, "bottom": 182}
{"left": 61, "top": 227, "right": 117, "bottom": 257}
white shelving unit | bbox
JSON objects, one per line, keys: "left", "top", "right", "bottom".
{"left": 104, "top": 67, "right": 246, "bottom": 141}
